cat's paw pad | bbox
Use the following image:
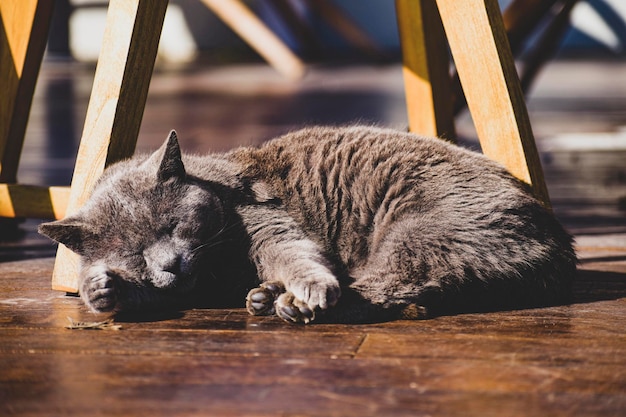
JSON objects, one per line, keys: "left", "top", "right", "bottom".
{"left": 288, "top": 273, "right": 341, "bottom": 312}
{"left": 81, "top": 265, "right": 119, "bottom": 313}
{"left": 246, "top": 281, "right": 285, "bottom": 316}
{"left": 275, "top": 292, "right": 315, "bottom": 324}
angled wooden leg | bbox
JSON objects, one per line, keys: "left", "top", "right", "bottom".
{"left": 0, "top": 0, "right": 55, "bottom": 183}
{"left": 435, "top": 0, "right": 551, "bottom": 207}
{"left": 306, "top": 0, "right": 386, "bottom": 61}
{"left": 199, "top": 0, "right": 305, "bottom": 80}
{"left": 51, "top": 0, "right": 169, "bottom": 292}
{"left": 395, "top": 0, "right": 455, "bottom": 141}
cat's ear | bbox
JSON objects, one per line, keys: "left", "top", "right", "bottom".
{"left": 155, "top": 130, "right": 186, "bottom": 182}
{"left": 38, "top": 216, "right": 96, "bottom": 255}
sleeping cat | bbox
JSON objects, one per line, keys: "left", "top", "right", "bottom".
{"left": 39, "top": 126, "right": 576, "bottom": 323}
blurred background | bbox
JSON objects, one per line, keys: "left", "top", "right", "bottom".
{"left": 50, "top": 0, "right": 626, "bottom": 62}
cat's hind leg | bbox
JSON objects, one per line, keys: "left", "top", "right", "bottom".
{"left": 340, "top": 219, "right": 453, "bottom": 321}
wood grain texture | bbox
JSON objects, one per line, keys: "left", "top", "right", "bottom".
{"left": 51, "top": 0, "right": 168, "bottom": 292}
{"left": 396, "top": 0, "right": 456, "bottom": 141}
{"left": 1, "top": 254, "right": 625, "bottom": 417}
{"left": 0, "top": 0, "right": 54, "bottom": 183}
{"left": 199, "top": 0, "right": 305, "bottom": 80}
{"left": 435, "top": 0, "right": 551, "bottom": 207}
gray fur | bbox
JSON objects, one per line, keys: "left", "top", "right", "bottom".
{"left": 39, "top": 126, "right": 576, "bottom": 323}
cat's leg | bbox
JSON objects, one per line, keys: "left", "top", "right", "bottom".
{"left": 80, "top": 262, "right": 188, "bottom": 313}
{"left": 80, "top": 263, "right": 120, "bottom": 313}
{"left": 238, "top": 205, "right": 341, "bottom": 323}
{"left": 335, "top": 219, "right": 451, "bottom": 322}
{"left": 346, "top": 209, "right": 577, "bottom": 321}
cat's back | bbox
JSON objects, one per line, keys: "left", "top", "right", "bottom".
{"left": 241, "top": 125, "right": 526, "bottom": 209}
{"left": 232, "top": 126, "right": 545, "bottom": 263}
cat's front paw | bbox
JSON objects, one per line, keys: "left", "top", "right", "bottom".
{"left": 80, "top": 265, "right": 119, "bottom": 313}
{"left": 275, "top": 292, "right": 316, "bottom": 324}
{"left": 275, "top": 273, "right": 341, "bottom": 324}
{"left": 287, "top": 272, "right": 341, "bottom": 312}
{"left": 246, "top": 281, "right": 285, "bottom": 316}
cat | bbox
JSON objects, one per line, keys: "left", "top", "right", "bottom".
{"left": 39, "top": 126, "right": 577, "bottom": 323}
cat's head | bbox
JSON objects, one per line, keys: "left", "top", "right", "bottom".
{"left": 39, "top": 131, "right": 225, "bottom": 303}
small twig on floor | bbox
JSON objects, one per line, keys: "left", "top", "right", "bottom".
{"left": 65, "top": 317, "right": 122, "bottom": 331}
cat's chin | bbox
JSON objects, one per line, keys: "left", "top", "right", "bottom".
{"left": 151, "top": 271, "right": 184, "bottom": 289}
{"left": 149, "top": 271, "right": 197, "bottom": 294}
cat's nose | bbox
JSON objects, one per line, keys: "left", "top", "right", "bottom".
{"left": 162, "top": 255, "right": 182, "bottom": 275}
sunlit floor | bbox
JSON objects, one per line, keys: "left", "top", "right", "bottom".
{"left": 1, "top": 57, "right": 625, "bottom": 416}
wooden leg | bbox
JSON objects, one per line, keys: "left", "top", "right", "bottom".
{"left": 395, "top": 0, "right": 455, "bottom": 141}
{"left": 199, "top": 0, "right": 305, "bottom": 80}
{"left": 51, "top": 0, "right": 169, "bottom": 292}
{"left": 267, "top": 0, "right": 325, "bottom": 60}
{"left": 306, "top": 0, "right": 386, "bottom": 61}
{"left": 0, "top": 0, "right": 55, "bottom": 183}
{"left": 519, "top": 0, "right": 579, "bottom": 92}
{"left": 435, "top": 0, "right": 551, "bottom": 207}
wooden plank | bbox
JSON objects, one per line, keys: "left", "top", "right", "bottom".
{"left": 51, "top": 0, "right": 169, "bottom": 293}
{"left": 0, "top": 0, "right": 55, "bottom": 183}
{"left": 2, "top": 253, "right": 626, "bottom": 416}
{"left": 1, "top": 350, "right": 624, "bottom": 414}
{"left": 435, "top": 0, "right": 551, "bottom": 207}
{"left": 0, "top": 184, "right": 69, "bottom": 219}
{"left": 395, "top": 0, "right": 456, "bottom": 140}
{"left": 199, "top": 0, "right": 305, "bottom": 80}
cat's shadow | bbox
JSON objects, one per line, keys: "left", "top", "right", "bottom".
{"left": 572, "top": 267, "right": 626, "bottom": 304}
{"left": 110, "top": 267, "right": 626, "bottom": 324}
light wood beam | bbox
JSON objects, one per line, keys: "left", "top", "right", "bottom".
{"left": 435, "top": 0, "right": 551, "bottom": 207}
{"left": 199, "top": 0, "right": 305, "bottom": 80}
{"left": 396, "top": 0, "right": 455, "bottom": 141}
{"left": 0, "top": 184, "right": 70, "bottom": 219}
{"left": 52, "top": 0, "right": 169, "bottom": 292}
{"left": 0, "top": 0, "right": 55, "bottom": 183}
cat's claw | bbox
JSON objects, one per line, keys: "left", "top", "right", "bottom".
{"left": 81, "top": 265, "right": 119, "bottom": 313}
{"left": 275, "top": 292, "right": 315, "bottom": 324}
{"left": 246, "top": 281, "right": 285, "bottom": 316}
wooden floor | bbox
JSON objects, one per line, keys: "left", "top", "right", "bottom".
{"left": 1, "top": 58, "right": 626, "bottom": 416}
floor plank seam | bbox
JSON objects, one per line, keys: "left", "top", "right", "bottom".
{"left": 352, "top": 333, "right": 369, "bottom": 358}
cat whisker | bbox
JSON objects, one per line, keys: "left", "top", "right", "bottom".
{"left": 191, "top": 238, "right": 235, "bottom": 254}
{"left": 190, "top": 221, "right": 242, "bottom": 254}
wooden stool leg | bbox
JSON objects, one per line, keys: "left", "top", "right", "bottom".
{"left": 305, "top": 0, "right": 385, "bottom": 61}
{"left": 435, "top": 0, "right": 551, "bottom": 207}
{"left": 396, "top": 0, "right": 455, "bottom": 141}
{"left": 0, "top": 0, "right": 54, "bottom": 183}
{"left": 199, "top": 0, "right": 305, "bottom": 80}
{"left": 52, "top": 0, "right": 168, "bottom": 292}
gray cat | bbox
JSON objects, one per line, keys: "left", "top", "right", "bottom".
{"left": 39, "top": 126, "right": 576, "bottom": 323}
